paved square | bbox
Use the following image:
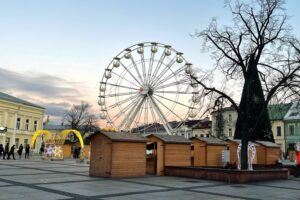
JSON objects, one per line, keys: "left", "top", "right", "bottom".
{"left": 0, "top": 159, "right": 299, "bottom": 200}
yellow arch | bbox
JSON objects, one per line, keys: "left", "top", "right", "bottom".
{"left": 59, "top": 129, "right": 84, "bottom": 149}
{"left": 31, "top": 130, "right": 53, "bottom": 148}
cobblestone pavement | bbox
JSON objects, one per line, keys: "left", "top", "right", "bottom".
{"left": 0, "top": 159, "right": 299, "bottom": 200}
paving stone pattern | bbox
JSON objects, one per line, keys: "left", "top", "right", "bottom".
{"left": 0, "top": 159, "right": 299, "bottom": 200}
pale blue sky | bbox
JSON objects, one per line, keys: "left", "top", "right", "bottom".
{"left": 0, "top": 0, "right": 299, "bottom": 122}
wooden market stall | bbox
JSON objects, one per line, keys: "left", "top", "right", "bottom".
{"left": 146, "top": 134, "right": 191, "bottom": 176}
{"left": 89, "top": 131, "right": 147, "bottom": 178}
{"left": 255, "top": 141, "right": 281, "bottom": 165}
{"left": 226, "top": 139, "right": 258, "bottom": 165}
{"left": 192, "top": 137, "right": 228, "bottom": 167}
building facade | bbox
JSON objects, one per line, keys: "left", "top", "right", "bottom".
{"left": 0, "top": 92, "right": 45, "bottom": 148}
{"left": 268, "top": 103, "right": 292, "bottom": 153}
{"left": 211, "top": 106, "right": 238, "bottom": 139}
{"left": 284, "top": 102, "right": 300, "bottom": 151}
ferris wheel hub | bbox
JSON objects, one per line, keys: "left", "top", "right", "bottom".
{"left": 139, "top": 85, "right": 153, "bottom": 96}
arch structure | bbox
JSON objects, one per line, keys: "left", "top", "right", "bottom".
{"left": 58, "top": 129, "right": 84, "bottom": 149}
{"left": 31, "top": 129, "right": 84, "bottom": 149}
{"left": 31, "top": 130, "right": 53, "bottom": 148}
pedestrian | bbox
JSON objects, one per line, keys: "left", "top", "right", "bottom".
{"left": 77, "top": 147, "right": 81, "bottom": 159}
{"left": 8, "top": 145, "right": 16, "bottom": 160}
{"left": 39, "top": 141, "right": 45, "bottom": 156}
{"left": 0, "top": 144, "right": 3, "bottom": 159}
{"left": 73, "top": 146, "right": 78, "bottom": 159}
{"left": 25, "top": 144, "right": 30, "bottom": 159}
{"left": 17, "top": 144, "right": 23, "bottom": 159}
{"left": 3, "top": 143, "right": 9, "bottom": 160}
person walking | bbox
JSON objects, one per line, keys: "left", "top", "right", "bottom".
{"left": 25, "top": 144, "right": 30, "bottom": 159}
{"left": 8, "top": 145, "right": 16, "bottom": 160}
{"left": 0, "top": 144, "right": 4, "bottom": 159}
{"left": 3, "top": 143, "right": 9, "bottom": 160}
{"left": 17, "top": 144, "right": 23, "bottom": 159}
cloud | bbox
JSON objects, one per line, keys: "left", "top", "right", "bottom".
{"left": 0, "top": 67, "right": 94, "bottom": 123}
{"left": 0, "top": 68, "right": 84, "bottom": 99}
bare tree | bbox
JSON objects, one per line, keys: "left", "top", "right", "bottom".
{"left": 191, "top": 0, "right": 300, "bottom": 169}
{"left": 63, "top": 101, "right": 99, "bottom": 137}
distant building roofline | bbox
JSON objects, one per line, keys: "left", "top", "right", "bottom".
{"left": 0, "top": 92, "right": 45, "bottom": 110}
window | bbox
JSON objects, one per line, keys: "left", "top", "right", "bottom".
{"left": 15, "top": 138, "right": 19, "bottom": 148}
{"left": 34, "top": 120, "right": 38, "bottom": 131}
{"left": 24, "top": 139, "right": 28, "bottom": 146}
{"left": 229, "top": 128, "right": 232, "bottom": 137}
{"left": 289, "top": 112, "right": 298, "bottom": 117}
{"left": 229, "top": 114, "right": 232, "bottom": 122}
{"left": 200, "top": 134, "right": 204, "bottom": 137}
{"left": 6, "top": 137, "right": 10, "bottom": 144}
{"left": 16, "top": 117, "right": 21, "bottom": 130}
{"left": 276, "top": 126, "right": 281, "bottom": 137}
{"left": 25, "top": 119, "right": 29, "bottom": 131}
{"left": 288, "top": 124, "right": 295, "bottom": 136}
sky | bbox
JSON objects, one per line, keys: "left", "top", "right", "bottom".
{"left": 0, "top": 0, "right": 300, "bottom": 125}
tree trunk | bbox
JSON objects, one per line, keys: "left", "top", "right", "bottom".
{"left": 234, "top": 61, "right": 274, "bottom": 169}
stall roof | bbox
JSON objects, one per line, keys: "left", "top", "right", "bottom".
{"left": 193, "top": 137, "right": 228, "bottom": 145}
{"left": 226, "top": 139, "right": 258, "bottom": 146}
{"left": 255, "top": 141, "right": 280, "bottom": 148}
{"left": 91, "top": 131, "right": 147, "bottom": 143}
{"left": 148, "top": 134, "right": 191, "bottom": 144}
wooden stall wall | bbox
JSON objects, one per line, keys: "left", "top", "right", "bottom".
{"left": 193, "top": 141, "right": 206, "bottom": 167}
{"left": 206, "top": 146, "right": 227, "bottom": 166}
{"left": 89, "top": 134, "right": 112, "bottom": 177}
{"left": 165, "top": 144, "right": 191, "bottom": 167}
{"left": 111, "top": 142, "right": 146, "bottom": 177}
{"left": 147, "top": 135, "right": 164, "bottom": 176}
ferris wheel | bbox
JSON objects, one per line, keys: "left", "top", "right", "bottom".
{"left": 98, "top": 42, "right": 199, "bottom": 135}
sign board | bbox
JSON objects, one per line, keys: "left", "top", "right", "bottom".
{"left": 222, "top": 150, "right": 230, "bottom": 163}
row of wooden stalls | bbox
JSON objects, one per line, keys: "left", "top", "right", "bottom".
{"left": 89, "top": 132, "right": 281, "bottom": 178}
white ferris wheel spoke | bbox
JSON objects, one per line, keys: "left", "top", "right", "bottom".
{"left": 111, "top": 71, "right": 140, "bottom": 88}
{"left": 148, "top": 99, "right": 159, "bottom": 132}
{"left": 104, "top": 92, "right": 137, "bottom": 98}
{"left": 140, "top": 53, "right": 147, "bottom": 86}
{"left": 150, "top": 56, "right": 176, "bottom": 86}
{"left": 105, "top": 82, "right": 139, "bottom": 91}
{"left": 155, "top": 91, "right": 195, "bottom": 94}
{"left": 120, "top": 61, "right": 143, "bottom": 86}
{"left": 150, "top": 53, "right": 166, "bottom": 85}
{"left": 118, "top": 95, "right": 143, "bottom": 130}
{"left": 153, "top": 93, "right": 191, "bottom": 109}
{"left": 122, "top": 96, "right": 146, "bottom": 131}
{"left": 146, "top": 52, "right": 155, "bottom": 85}
{"left": 148, "top": 95, "right": 173, "bottom": 135}
{"left": 106, "top": 94, "right": 139, "bottom": 110}
{"left": 152, "top": 95, "right": 183, "bottom": 121}
{"left": 153, "top": 66, "right": 186, "bottom": 88}
{"left": 130, "top": 56, "right": 144, "bottom": 85}
{"left": 111, "top": 94, "right": 141, "bottom": 123}
{"left": 134, "top": 96, "right": 146, "bottom": 129}
{"left": 154, "top": 81, "right": 181, "bottom": 91}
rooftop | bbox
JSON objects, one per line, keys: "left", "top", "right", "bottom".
{"left": 193, "top": 137, "right": 228, "bottom": 145}
{"left": 268, "top": 103, "right": 292, "bottom": 121}
{"left": 148, "top": 134, "right": 191, "bottom": 144}
{"left": 93, "top": 131, "right": 147, "bottom": 143}
{"left": 0, "top": 91, "right": 45, "bottom": 110}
